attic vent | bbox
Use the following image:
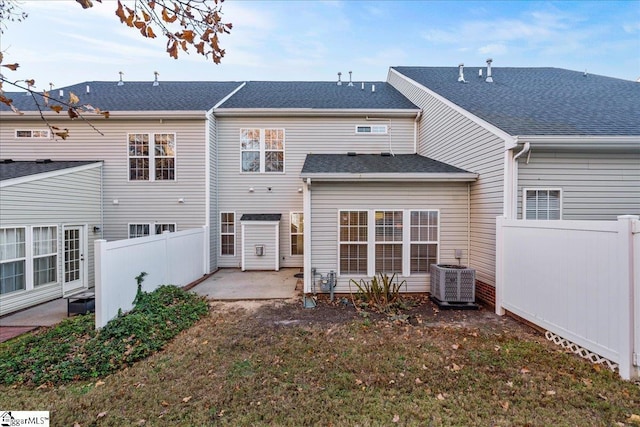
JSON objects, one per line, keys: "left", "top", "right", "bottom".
{"left": 356, "top": 125, "right": 387, "bottom": 134}
{"left": 35, "top": 159, "right": 52, "bottom": 164}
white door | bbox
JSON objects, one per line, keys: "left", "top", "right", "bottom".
{"left": 63, "top": 225, "right": 86, "bottom": 296}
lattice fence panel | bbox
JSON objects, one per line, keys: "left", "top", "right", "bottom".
{"left": 545, "top": 331, "right": 618, "bottom": 372}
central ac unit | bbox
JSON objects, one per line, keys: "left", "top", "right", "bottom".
{"left": 430, "top": 264, "right": 476, "bottom": 303}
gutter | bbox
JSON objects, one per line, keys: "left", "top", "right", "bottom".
{"left": 0, "top": 110, "right": 210, "bottom": 120}
{"left": 213, "top": 108, "right": 421, "bottom": 118}
{"left": 299, "top": 172, "right": 478, "bottom": 182}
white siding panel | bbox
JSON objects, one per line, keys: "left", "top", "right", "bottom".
{"left": 0, "top": 166, "right": 102, "bottom": 314}
{"left": 242, "top": 223, "right": 279, "bottom": 270}
{"left": 518, "top": 151, "right": 640, "bottom": 219}
{"left": 389, "top": 72, "right": 506, "bottom": 287}
{"left": 1, "top": 118, "right": 208, "bottom": 242}
{"left": 310, "top": 181, "right": 470, "bottom": 293}
{"left": 216, "top": 116, "right": 416, "bottom": 268}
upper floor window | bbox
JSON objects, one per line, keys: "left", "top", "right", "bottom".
{"left": 15, "top": 129, "right": 51, "bottom": 139}
{"left": 524, "top": 189, "right": 561, "bottom": 220}
{"left": 128, "top": 133, "right": 176, "bottom": 181}
{"left": 355, "top": 125, "right": 387, "bottom": 134}
{"left": 128, "top": 223, "right": 176, "bottom": 239}
{"left": 240, "top": 129, "right": 284, "bottom": 173}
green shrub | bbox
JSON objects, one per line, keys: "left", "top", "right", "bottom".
{"left": 0, "top": 285, "right": 208, "bottom": 386}
{"left": 350, "top": 272, "right": 406, "bottom": 313}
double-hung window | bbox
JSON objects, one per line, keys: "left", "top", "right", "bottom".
{"left": 409, "top": 211, "right": 438, "bottom": 273}
{"left": 339, "top": 211, "right": 368, "bottom": 275}
{"left": 220, "top": 212, "right": 235, "bottom": 256}
{"left": 128, "top": 133, "right": 176, "bottom": 181}
{"left": 32, "top": 226, "right": 58, "bottom": 286}
{"left": 240, "top": 128, "right": 284, "bottom": 173}
{"left": 0, "top": 228, "right": 26, "bottom": 294}
{"left": 524, "top": 189, "right": 561, "bottom": 220}
{"left": 290, "top": 212, "right": 304, "bottom": 256}
{"left": 375, "top": 211, "right": 403, "bottom": 274}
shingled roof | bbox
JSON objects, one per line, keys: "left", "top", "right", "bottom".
{"left": 392, "top": 67, "right": 640, "bottom": 136}
{"left": 217, "top": 81, "right": 419, "bottom": 110}
{"left": 301, "top": 154, "right": 476, "bottom": 181}
{"left": 0, "top": 160, "right": 101, "bottom": 181}
{"left": 0, "top": 81, "right": 243, "bottom": 112}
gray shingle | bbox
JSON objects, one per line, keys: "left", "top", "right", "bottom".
{"left": 392, "top": 67, "right": 640, "bottom": 136}
{"left": 0, "top": 160, "right": 100, "bottom": 181}
{"left": 218, "top": 81, "right": 419, "bottom": 109}
{"left": 301, "top": 154, "right": 471, "bottom": 174}
{"left": 1, "top": 81, "right": 243, "bottom": 112}
{"left": 240, "top": 214, "right": 282, "bottom": 221}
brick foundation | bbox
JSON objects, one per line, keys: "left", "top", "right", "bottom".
{"left": 475, "top": 280, "right": 495, "bottom": 308}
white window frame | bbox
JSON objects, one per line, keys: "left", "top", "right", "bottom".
{"left": 408, "top": 210, "right": 439, "bottom": 275}
{"left": 154, "top": 223, "right": 176, "bottom": 234}
{"left": 338, "top": 210, "right": 369, "bottom": 276}
{"left": 32, "top": 225, "right": 58, "bottom": 287}
{"left": 355, "top": 125, "right": 388, "bottom": 134}
{"left": 220, "top": 212, "right": 235, "bottom": 256}
{"left": 374, "top": 210, "right": 404, "bottom": 275}
{"left": 239, "top": 128, "right": 285, "bottom": 174}
{"left": 128, "top": 223, "right": 176, "bottom": 239}
{"left": 15, "top": 129, "right": 51, "bottom": 139}
{"left": 0, "top": 227, "right": 27, "bottom": 295}
{"left": 290, "top": 212, "right": 304, "bottom": 257}
{"left": 127, "top": 132, "right": 177, "bottom": 182}
{"left": 523, "top": 188, "right": 562, "bottom": 220}
{"left": 128, "top": 223, "right": 150, "bottom": 239}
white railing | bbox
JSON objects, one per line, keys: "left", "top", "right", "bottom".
{"left": 496, "top": 215, "right": 639, "bottom": 380}
{"left": 94, "top": 226, "right": 208, "bottom": 328}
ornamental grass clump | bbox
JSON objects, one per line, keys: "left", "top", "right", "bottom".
{"left": 350, "top": 272, "right": 406, "bottom": 314}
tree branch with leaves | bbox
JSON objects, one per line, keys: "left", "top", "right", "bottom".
{"left": 0, "top": 0, "right": 232, "bottom": 138}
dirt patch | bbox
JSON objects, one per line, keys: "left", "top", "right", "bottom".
{"left": 209, "top": 294, "right": 540, "bottom": 338}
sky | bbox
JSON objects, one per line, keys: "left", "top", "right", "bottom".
{"left": 0, "top": 0, "right": 638, "bottom": 92}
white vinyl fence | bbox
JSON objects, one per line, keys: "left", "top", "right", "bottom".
{"left": 94, "top": 226, "right": 208, "bottom": 328}
{"left": 496, "top": 215, "right": 639, "bottom": 380}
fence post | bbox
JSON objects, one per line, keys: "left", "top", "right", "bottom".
{"left": 94, "top": 239, "right": 107, "bottom": 329}
{"left": 495, "top": 216, "right": 506, "bottom": 316}
{"left": 617, "top": 215, "right": 639, "bottom": 380}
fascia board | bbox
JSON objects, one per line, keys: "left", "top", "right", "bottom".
{"left": 0, "top": 110, "right": 208, "bottom": 120}
{"left": 518, "top": 135, "right": 640, "bottom": 151}
{"left": 0, "top": 161, "right": 103, "bottom": 188}
{"left": 300, "top": 172, "right": 478, "bottom": 182}
{"left": 212, "top": 108, "right": 420, "bottom": 118}
{"left": 389, "top": 68, "right": 517, "bottom": 149}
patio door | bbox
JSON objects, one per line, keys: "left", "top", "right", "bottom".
{"left": 63, "top": 225, "right": 86, "bottom": 296}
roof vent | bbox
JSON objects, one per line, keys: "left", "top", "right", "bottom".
{"left": 337, "top": 72, "right": 342, "bottom": 86}
{"left": 458, "top": 63, "right": 466, "bottom": 83}
{"left": 86, "top": 85, "right": 90, "bottom": 95}
{"left": 478, "top": 68, "right": 483, "bottom": 78}
{"left": 153, "top": 71, "right": 159, "bottom": 86}
{"left": 0, "top": 159, "right": 14, "bottom": 164}
{"left": 347, "top": 151, "right": 357, "bottom": 156}
{"left": 59, "top": 89, "right": 64, "bottom": 97}
{"left": 49, "top": 83, "right": 54, "bottom": 91}
{"left": 118, "top": 71, "right": 124, "bottom": 86}
{"left": 583, "top": 69, "right": 588, "bottom": 77}
{"left": 361, "top": 82, "right": 365, "bottom": 90}
{"left": 485, "top": 58, "right": 493, "bottom": 83}
{"left": 381, "top": 152, "right": 391, "bottom": 157}
{"left": 35, "top": 159, "right": 52, "bottom": 164}
{"left": 348, "top": 71, "right": 354, "bottom": 87}
{"left": 371, "top": 84, "right": 376, "bottom": 93}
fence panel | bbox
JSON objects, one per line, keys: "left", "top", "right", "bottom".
{"left": 95, "top": 226, "right": 207, "bottom": 328}
{"left": 496, "top": 216, "right": 638, "bottom": 379}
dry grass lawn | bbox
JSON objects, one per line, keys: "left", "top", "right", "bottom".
{"left": 2, "top": 298, "right": 639, "bottom": 426}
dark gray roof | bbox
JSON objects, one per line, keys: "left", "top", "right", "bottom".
{"left": 240, "top": 214, "right": 282, "bottom": 221}
{"left": 392, "top": 66, "right": 640, "bottom": 136}
{"left": 0, "top": 160, "right": 100, "bottom": 181}
{"left": 301, "top": 154, "right": 471, "bottom": 174}
{"left": 0, "top": 81, "right": 243, "bottom": 112}
{"left": 218, "top": 81, "right": 419, "bottom": 109}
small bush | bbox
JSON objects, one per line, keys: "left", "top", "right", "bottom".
{"left": 0, "top": 285, "right": 208, "bottom": 386}
{"left": 350, "top": 273, "right": 406, "bottom": 314}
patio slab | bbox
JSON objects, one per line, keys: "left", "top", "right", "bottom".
{"left": 190, "top": 268, "right": 301, "bottom": 300}
{"left": 0, "top": 298, "right": 68, "bottom": 343}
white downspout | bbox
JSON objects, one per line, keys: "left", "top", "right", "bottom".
{"left": 303, "top": 178, "right": 312, "bottom": 294}
{"left": 413, "top": 111, "right": 422, "bottom": 154}
{"left": 512, "top": 142, "right": 531, "bottom": 219}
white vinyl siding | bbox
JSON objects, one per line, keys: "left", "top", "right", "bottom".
{"left": 290, "top": 212, "right": 303, "bottom": 256}
{"left": 1, "top": 119, "right": 207, "bottom": 243}
{"left": 524, "top": 189, "right": 561, "bottom": 220}
{"left": 240, "top": 128, "right": 284, "bottom": 173}
{"left": 312, "top": 182, "right": 468, "bottom": 293}
{"left": 128, "top": 133, "right": 176, "bottom": 181}
{"left": 216, "top": 116, "right": 416, "bottom": 269}
{"left": 517, "top": 151, "right": 640, "bottom": 220}
{"left": 220, "top": 212, "right": 235, "bottom": 256}
{"left": 389, "top": 70, "right": 505, "bottom": 288}
{"left": 241, "top": 222, "right": 279, "bottom": 270}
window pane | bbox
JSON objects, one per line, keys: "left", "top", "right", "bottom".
{"left": 155, "top": 158, "right": 175, "bottom": 180}
{"left": 375, "top": 244, "right": 402, "bottom": 273}
{"left": 129, "top": 134, "right": 149, "bottom": 156}
{"left": 0, "top": 228, "right": 25, "bottom": 260}
{"left": 155, "top": 224, "right": 175, "bottom": 234}
{"left": 129, "top": 158, "right": 149, "bottom": 180}
{"left": 0, "top": 260, "right": 26, "bottom": 294}
{"left": 375, "top": 211, "right": 402, "bottom": 242}
{"left": 34, "top": 255, "right": 57, "bottom": 286}
{"left": 291, "top": 235, "right": 304, "bottom": 256}
{"left": 264, "top": 129, "right": 283, "bottom": 150}
{"left": 129, "top": 224, "right": 150, "bottom": 238}
{"left": 240, "top": 129, "right": 260, "bottom": 150}
{"left": 340, "top": 244, "right": 367, "bottom": 274}
{"left": 242, "top": 151, "right": 260, "bottom": 172}
{"left": 265, "top": 151, "right": 284, "bottom": 172}
{"left": 410, "top": 243, "right": 437, "bottom": 273}
{"left": 33, "top": 226, "right": 57, "bottom": 256}
{"left": 154, "top": 134, "right": 175, "bottom": 156}
{"left": 221, "top": 235, "right": 234, "bottom": 255}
